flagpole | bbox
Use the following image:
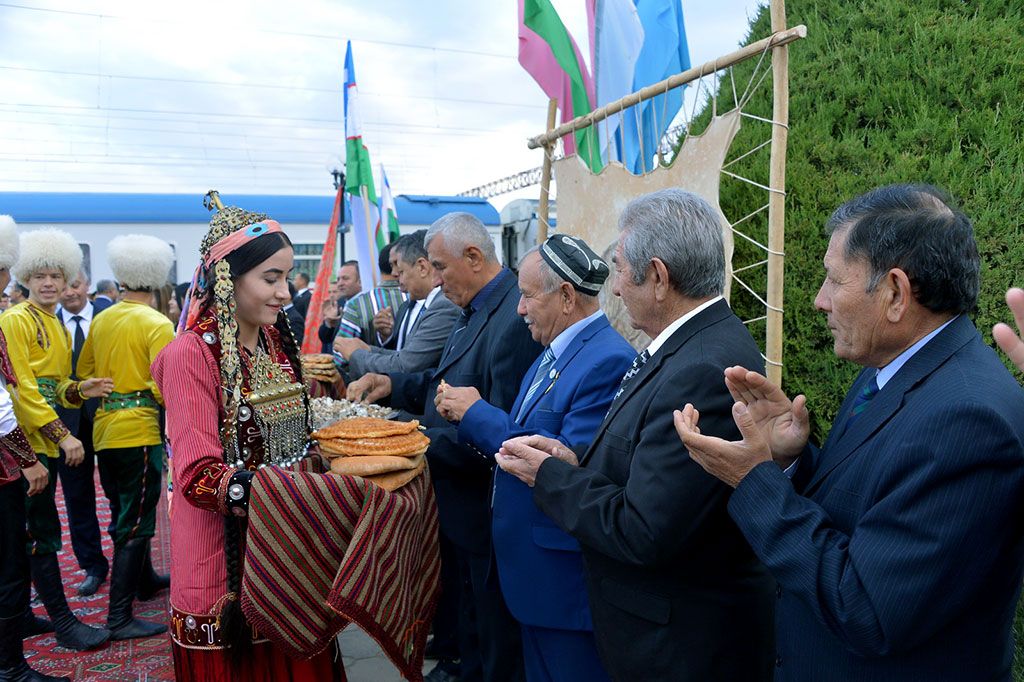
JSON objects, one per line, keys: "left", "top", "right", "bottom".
{"left": 360, "top": 185, "right": 379, "bottom": 287}
{"left": 537, "top": 98, "right": 558, "bottom": 244}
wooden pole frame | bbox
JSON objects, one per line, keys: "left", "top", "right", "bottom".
{"left": 765, "top": 0, "right": 789, "bottom": 386}
{"left": 528, "top": 5, "right": 799, "bottom": 385}
{"left": 527, "top": 24, "right": 805, "bottom": 150}
{"left": 537, "top": 98, "right": 558, "bottom": 244}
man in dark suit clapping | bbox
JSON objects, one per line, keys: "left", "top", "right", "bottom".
{"left": 677, "top": 184, "right": 1024, "bottom": 682}
{"left": 498, "top": 189, "right": 776, "bottom": 682}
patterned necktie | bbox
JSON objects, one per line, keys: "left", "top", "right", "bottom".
{"left": 844, "top": 372, "right": 880, "bottom": 432}
{"left": 613, "top": 349, "right": 650, "bottom": 402}
{"left": 443, "top": 306, "right": 473, "bottom": 360}
{"left": 516, "top": 348, "right": 555, "bottom": 422}
{"left": 70, "top": 314, "right": 85, "bottom": 378}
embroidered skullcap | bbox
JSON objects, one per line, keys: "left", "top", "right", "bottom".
{"left": 539, "top": 233, "right": 609, "bottom": 295}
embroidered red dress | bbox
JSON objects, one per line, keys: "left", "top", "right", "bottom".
{"left": 152, "top": 316, "right": 345, "bottom": 682}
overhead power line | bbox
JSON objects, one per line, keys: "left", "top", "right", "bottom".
{"left": 0, "top": 65, "right": 545, "bottom": 110}
{"left": 0, "top": 2, "right": 518, "bottom": 59}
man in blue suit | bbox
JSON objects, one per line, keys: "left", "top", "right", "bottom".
{"left": 435, "top": 235, "right": 634, "bottom": 682}
{"left": 676, "top": 184, "right": 1024, "bottom": 681}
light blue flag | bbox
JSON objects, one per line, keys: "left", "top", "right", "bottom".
{"left": 594, "top": 0, "right": 645, "bottom": 164}
{"left": 620, "top": 0, "right": 690, "bottom": 174}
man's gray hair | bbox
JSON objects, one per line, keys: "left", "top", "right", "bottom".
{"left": 519, "top": 245, "right": 598, "bottom": 303}
{"left": 619, "top": 188, "right": 726, "bottom": 298}
{"left": 95, "top": 279, "right": 118, "bottom": 296}
{"left": 425, "top": 212, "right": 497, "bottom": 263}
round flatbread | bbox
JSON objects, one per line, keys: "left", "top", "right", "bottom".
{"left": 329, "top": 454, "right": 425, "bottom": 476}
{"left": 318, "top": 430, "right": 430, "bottom": 457}
{"left": 313, "top": 417, "right": 420, "bottom": 440}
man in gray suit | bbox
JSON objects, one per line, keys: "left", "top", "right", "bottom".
{"left": 334, "top": 230, "right": 459, "bottom": 378}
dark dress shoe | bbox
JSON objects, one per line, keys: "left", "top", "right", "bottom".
{"left": 76, "top": 575, "right": 104, "bottom": 597}
{"left": 423, "top": 660, "right": 461, "bottom": 682}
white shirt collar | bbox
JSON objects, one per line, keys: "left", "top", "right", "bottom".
{"left": 296, "top": 287, "right": 309, "bottom": 297}
{"left": 422, "top": 286, "right": 442, "bottom": 308}
{"left": 59, "top": 302, "right": 93, "bottom": 324}
{"left": 646, "top": 296, "right": 724, "bottom": 357}
{"left": 874, "top": 315, "right": 957, "bottom": 390}
{"left": 550, "top": 309, "right": 605, "bottom": 359}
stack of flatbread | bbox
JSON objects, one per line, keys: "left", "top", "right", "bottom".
{"left": 312, "top": 417, "right": 429, "bottom": 491}
{"left": 301, "top": 354, "right": 340, "bottom": 383}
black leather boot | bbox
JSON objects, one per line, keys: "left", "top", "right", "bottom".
{"left": 106, "top": 538, "right": 167, "bottom": 640}
{"left": 28, "top": 555, "right": 109, "bottom": 651}
{"left": 18, "top": 612, "right": 52, "bottom": 639}
{"left": 0, "top": 612, "right": 70, "bottom": 682}
{"left": 136, "top": 540, "right": 169, "bottom": 602}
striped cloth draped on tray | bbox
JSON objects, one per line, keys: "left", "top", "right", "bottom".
{"left": 240, "top": 465, "right": 440, "bottom": 681}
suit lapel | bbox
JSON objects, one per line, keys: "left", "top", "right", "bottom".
{"left": 579, "top": 300, "right": 733, "bottom": 466}
{"left": 517, "top": 316, "right": 608, "bottom": 423}
{"left": 804, "top": 315, "right": 977, "bottom": 494}
{"left": 433, "top": 271, "right": 515, "bottom": 379}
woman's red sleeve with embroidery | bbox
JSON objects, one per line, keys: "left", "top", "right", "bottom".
{"left": 160, "top": 333, "right": 236, "bottom": 515}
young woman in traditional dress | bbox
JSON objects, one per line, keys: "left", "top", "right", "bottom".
{"left": 152, "top": 204, "right": 345, "bottom": 681}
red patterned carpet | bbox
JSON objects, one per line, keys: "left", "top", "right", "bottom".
{"left": 23, "top": 472, "right": 175, "bottom": 681}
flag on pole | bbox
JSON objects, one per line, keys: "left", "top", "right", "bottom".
{"left": 620, "top": 0, "right": 690, "bottom": 175}
{"left": 518, "top": 0, "right": 601, "bottom": 171}
{"left": 377, "top": 165, "right": 401, "bottom": 249}
{"left": 300, "top": 186, "right": 343, "bottom": 355}
{"left": 344, "top": 40, "right": 381, "bottom": 290}
{"left": 590, "top": 0, "right": 644, "bottom": 165}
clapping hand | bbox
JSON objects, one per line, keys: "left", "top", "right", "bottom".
{"left": 673, "top": 366, "right": 809, "bottom": 488}
{"left": 496, "top": 434, "right": 577, "bottom": 487}
{"left": 993, "top": 287, "right": 1024, "bottom": 374}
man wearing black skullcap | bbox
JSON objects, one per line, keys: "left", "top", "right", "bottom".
{"left": 434, "top": 235, "right": 634, "bottom": 682}
{"left": 497, "top": 189, "right": 775, "bottom": 682}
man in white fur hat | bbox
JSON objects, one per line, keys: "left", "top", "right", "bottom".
{"left": 0, "top": 215, "right": 71, "bottom": 681}
{"left": 0, "top": 226, "right": 114, "bottom": 652}
{"left": 77, "top": 234, "right": 175, "bottom": 641}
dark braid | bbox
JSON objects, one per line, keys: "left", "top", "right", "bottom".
{"left": 220, "top": 515, "right": 252, "bottom": 665}
{"left": 273, "top": 311, "right": 305, "bottom": 386}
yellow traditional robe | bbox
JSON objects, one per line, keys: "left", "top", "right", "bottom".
{"left": 78, "top": 300, "right": 176, "bottom": 450}
{"left": 0, "top": 301, "right": 80, "bottom": 457}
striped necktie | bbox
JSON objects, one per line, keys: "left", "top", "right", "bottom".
{"left": 516, "top": 348, "right": 555, "bottom": 422}
{"left": 844, "top": 372, "right": 880, "bottom": 432}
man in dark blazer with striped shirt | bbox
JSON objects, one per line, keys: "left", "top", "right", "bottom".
{"left": 677, "top": 184, "right": 1024, "bottom": 682}
{"left": 348, "top": 212, "right": 541, "bottom": 682}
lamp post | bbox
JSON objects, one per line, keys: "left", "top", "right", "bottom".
{"left": 331, "top": 169, "right": 347, "bottom": 262}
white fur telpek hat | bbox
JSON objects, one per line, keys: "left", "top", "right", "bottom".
{"left": 0, "top": 215, "right": 19, "bottom": 271}
{"left": 107, "top": 234, "right": 174, "bottom": 291}
{"left": 12, "top": 227, "right": 82, "bottom": 283}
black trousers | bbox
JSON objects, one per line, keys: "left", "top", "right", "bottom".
{"left": 455, "top": 541, "right": 525, "bottom": 682}
{"left": 0, "top": 479, "right": 29, "bottom": 619}
{"left": 56, "top": 411, "right": 119, "bottom": 578}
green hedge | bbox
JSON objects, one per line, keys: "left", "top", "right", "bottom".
{"left": 684, "top": 1, "right": 1024, "bottom": 676}
{"left": 686, "top": 0, "right": 1024, "bottom": 437}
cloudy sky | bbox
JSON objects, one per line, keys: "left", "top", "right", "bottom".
{"left": 0, "top": 0, "right": 766, "bottom": 211}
